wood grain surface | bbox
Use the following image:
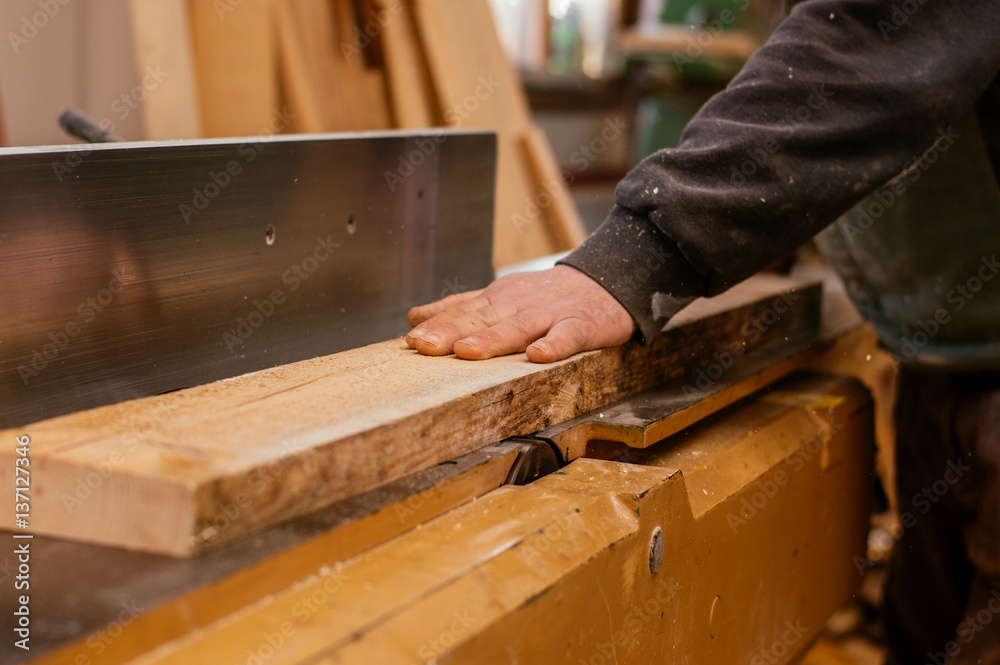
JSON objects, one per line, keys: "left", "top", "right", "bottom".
{"left": 0, "top": 274, "right": 820, "bottom": 555}
{"left": 128, "top": 0, "right": 202, "bottom": 139}
{"left": 189, "top": 0, "right": 278, "bottom": 137}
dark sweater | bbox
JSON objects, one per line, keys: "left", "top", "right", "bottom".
{"left": 560, "top": 0, "right": 1000, "bottom": 345}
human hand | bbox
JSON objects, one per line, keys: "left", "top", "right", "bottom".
{"left": 406, "top": 265, "right": 636, "bottom": 363}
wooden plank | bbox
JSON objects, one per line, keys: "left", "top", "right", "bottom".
{"left": 0, "top": 274, "right": 820, "bottom": 556}
{"left": 413, "top": 0, "right": 545, "bottom": 267}
{"left": 331, "top": 0, "right": 392, "bottom": 130}
{"left": 377, "top": 0, "right": 437, "bottom": 127}
{"left": 413, "top": 0, "right": 578, "bottom": 266}
{"left": 189, "top": 0, "right": 278, "bottom": 137}
{"left": 414, "top": 0, "right": 531, "bottom": 131}
{"left": 273, "top": 0, "right": 343, "bottom": 132}
{"left": 128, "top": 0, "right": 203, "bottom": 139}
{"left": 274, "top": 0, "right": 392, "bottom": 132}
{"left": 28, "top": 444, "right": 518, "bottom": 665}
{"left": 77, "top": 372, "right": 871, "bottom": 665}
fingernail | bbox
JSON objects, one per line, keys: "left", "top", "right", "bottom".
{"left": 421, "top": 333, "right": 442, "bottom": 348}
{"left": 408, "top": 327, "right": 425, "bottom": 339}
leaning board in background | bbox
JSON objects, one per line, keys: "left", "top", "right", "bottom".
{"left": 413, "top": 0, "right": 587, "bottom": 267}
{"left": 128, "top": 0, "right": 203, "bottom": 139}
{"left": 189, "top": 0, "right": 279, "bottom": 138}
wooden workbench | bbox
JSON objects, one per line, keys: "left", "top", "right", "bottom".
{"left": 1, "top": 270, "right": 889, "bottom": 665}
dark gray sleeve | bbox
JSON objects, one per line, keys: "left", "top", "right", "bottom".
{"left": 559, "top": 0, "right": 1000, "bottom": 342}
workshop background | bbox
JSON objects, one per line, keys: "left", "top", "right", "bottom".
{"left": 0, "top": 1, "right": 900, "bottom": 663}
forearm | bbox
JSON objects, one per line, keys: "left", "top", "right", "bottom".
{"left": 562, "top": 0, "right": 1000, "bottom": 342}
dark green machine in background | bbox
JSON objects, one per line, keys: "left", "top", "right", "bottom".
{"left": 626, "top": 0, "right": 780, "bottom": 165}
